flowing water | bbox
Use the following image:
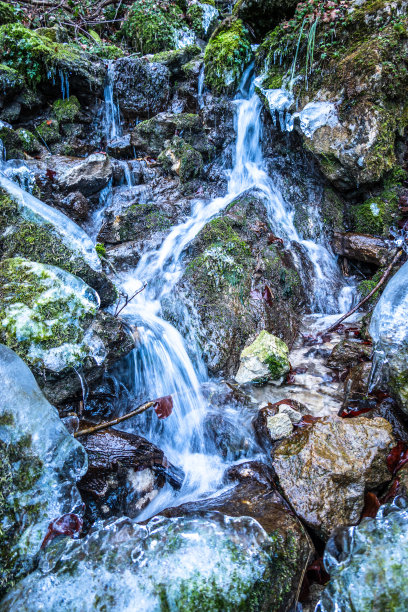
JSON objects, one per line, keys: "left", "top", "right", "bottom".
{"left": 108, "top": 69, "right": 356, "bottom": 518}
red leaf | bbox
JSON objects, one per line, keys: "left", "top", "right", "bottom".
{"left": 360, "top": 492, "right": 380, "bottom": 520}
{"left": 46, "top": 120, "right": 53, "bottom": 126}
{"left": 154, "top": 395, "right": 173, "bottom": 419}
{"left": 381, "top": 478, "right": 400, "bottom": 503}
{"left": 46, "top": 168, "right": 57, "bottom": 181}
{"left": 41, "top": 513, "right": 83, "bottom": 549}
{"left": 387, "top": 441, "right": 408, "bottom": 474}
{"left": 262, "top": 284, "right": 273, "bottom": 307}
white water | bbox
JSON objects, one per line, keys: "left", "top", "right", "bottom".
{"left": 112, "top": 69, "right": 355, "bottom": 518}
{"left": 104, "top": 62, "right": 122, "bottom": 143}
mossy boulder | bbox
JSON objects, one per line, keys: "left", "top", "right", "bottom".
{"left": 0, "top": 344, "right": 87, "bottom": 596}
{"left": 235, "top": 330, "right": 290, "bottom": 385}
{"left": 120, "top": 0, "right": 195, "bottom": 54}
{"left": 35, "top": 119, "right": 61, "bottom": 145}
{"left": 167, "top": 190, "right": 305, "bottom": 376}
{"left": 204, "top": 17, "right": 252, "bottom": 95}
{"left": 52, "top": 96, "right": 81, "bottom": 123}
{"left": 0, "top": 183, "right": 116, "bottom": 306}
{"left": 131, "top": 112, "right": 213, "bottom": 157}
{"left": 0, "top": 125, "right": 24, "bottom": 159}
{"left": 0, "top": 23, "right": 105, "bottom": 93}
{"left": 186, "top": 1, "right": 219, "bottom": 40}
{"left": 150, "top": 44, "right": 201, "bottom": 74}
{"left": 0, "top": 63, "right": 24, "bottom": 94}
{"left": 0, "top": 2, "right": 19, "bottom": 26}
{"left": 256, "top": 0, "right": 408, "bottom": 188}
{"left": 16, "top": 129, "right": 41, "bottom": 154}
{"left": 158, "top": 135, "right": 203, "bottom": 182}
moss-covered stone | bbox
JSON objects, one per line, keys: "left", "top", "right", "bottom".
{"left": 52, "top": 96, "right": 80, "bottom": 123}
{"left": 0, "top": 125, "right": 24, "bottom": 159}
{"left": 0, "top": 1, "right": 19, "bottom": 26}
{"left": 120, "top": 0, "right": 193, "bottom": 54}
{"left": 16, "top": 129, "right": 41, "bottom": 154}
{"left": 91, "top": 44, "right": 125, "bottom": 59}
{"left": 236, "top": 329, "right": 290, "bottom": 384}
{"left": 158, "top": 136, "right": 203, "bottom": 182}
{"left": 35, "top": 119, "right": 60, "bottom": 145}
{"left": 0, "top": 63, "right": 24, "bottom": 93}
{"left": 204, "top": 17, "right": 252, "bottom": 95}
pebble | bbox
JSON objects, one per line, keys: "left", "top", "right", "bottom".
{"left": 266, "top": 413, "right": 293, "bottom": 440}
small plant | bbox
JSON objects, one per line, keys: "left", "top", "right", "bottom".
{"left": 95, "top": 243, "right": 106, "bottom": 258}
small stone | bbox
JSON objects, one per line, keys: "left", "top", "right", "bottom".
{"left": 279, "top": 404, "right": 302, "bottom": 423}
{"left": 266, "top": 413, "right": 293, "bottom": 440}
{"left": 235, "top": 330, "right": 290, "bottom": 385}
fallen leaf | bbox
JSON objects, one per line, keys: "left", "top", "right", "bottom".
{"left": 41, "top": 513, "right": 83, "bottom": 549}
{"left": 154, "top": 395, "right": 173, "bottom": 419}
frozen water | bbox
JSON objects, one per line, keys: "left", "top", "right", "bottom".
{"left": 299, "top": 101, "right": 339, "bottom": 138}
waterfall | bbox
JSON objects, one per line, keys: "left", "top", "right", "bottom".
{"left": 116, "top": 69, "right": 354, "bottom": 518}
{"left": 104, "top": 62, "right": 122, "bottom": 143}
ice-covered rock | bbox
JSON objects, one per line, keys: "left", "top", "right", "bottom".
{"left": 2, "top": 513, "right": 292, "bottom": 610}
{"left": 369, "top": 260, "right": 408, "bottom": 414}
{"left": 0, "top": 344, "right": 87, "bottom": 595}
{"left": 318, "top": 502, "right": 408, "bottom": 611}
{"left": 235, "top": 330, "right": 290, "bottom": 385}
{"left": 299, "top": 101, "right": 339, "bottom": 138}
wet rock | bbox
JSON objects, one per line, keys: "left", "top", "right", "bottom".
{"left": 106, "top": 134, "right": 133, "bottom": 159}
{"left": 172, "top": 190, "right": 305, "bottom": 376}
{"left": 265, "top": 412, "right": 293, "bottom": 440}
{"left": 236, "top": 330, "right": 290, "bottom": 385}
{"left": 327, "top": 339, "right": 371, "bottom": 370}
{"left": 370, "top": 260, "right": 408, "bottom": 415}
{"left": 78, "top": 426, "right": 183, "bottom": 523}
{"left": 319, "top": 503, "right": 408, "bottom": 611}
{"left": 0, "top": 344, "right": 87, "bottom": 595}
{"left": 60, "top": 191, "right": 89, "bottom": 221}
{"left": 273, "top": 416, "right": 394, "bottom": 539}
{"left": 149, "top": 45, "right": 202, "bottom": 76}
{"left": 343, "top": 361, "right": 372, "bottom": 399}
{"left": 233, "top": 0, "right": 298, "bottom": 37}
{"left": 158, "top": 136, "right": 203, "bottom": 182}
{"left": 200, "top": 96, "right": 235, "bottom": 149}
{"left": 0, "top": 178, "right": 116, "bottom": 306}
{"left": 58, "top": 153, "right": 112, "bottom": 197}
{"left": 0, "top": 257, "right": 133, "bottom": 404}
{"left": 131, "top": 111, "right": 212, "bottom": 158}
{"left": 2, "top": 510, "right": 300, "bottom": 611}
{"left": 113, "top": 56, "right": 171, "bottom": 119}
{"left": 332, "top": 232, "right": 392, "bottom": 266}
{"left": 0, "top": 124, "right": 24, "bottom": 159}
{"left": 162, "top": 461, "right": 313, "bottom": 611}
{"left": 279, "top": 403, "right": 302, "bottom": 423}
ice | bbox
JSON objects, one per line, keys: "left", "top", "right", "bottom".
{"left": 299, "top": 101, "right": 339, "bottom": 138}
{"left": 2, "top": 513, "right": 278, "bottom": 611}
{"left": 0, "top": 344, "right": 87, "bottom": 586}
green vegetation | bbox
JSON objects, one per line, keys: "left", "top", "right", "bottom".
{"left": 35, "top": 119, "right": 61, "bottom": 145}
{"left": 95, "top": 243, "right": 107, "bottom": 258}
{"left": 52, "top": 96, "right": 80, "bottom": 123}
{"left": 158, "top": 136, "right": 203, "bottom": 183}
{"left": 204, "top": 17, "right": 252, "bottom": 95}
{"left": 0, "top": 1, "right": 19, "bottom": 26}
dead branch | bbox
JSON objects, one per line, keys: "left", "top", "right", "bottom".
{"left": 74, "top": 400, "right": 155, "bottom": 437}
{"left": 114, "top": 282, "right": 147, "bottom": 317}
{"left": 324, "top": 249, "right": 404, "bottom": 334}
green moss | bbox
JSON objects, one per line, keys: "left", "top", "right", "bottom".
{"left": 120, "top": 0, "right": 188, "bottom": 54}
{"left": 0, "top": 126, "right": 24, "bottom": 160}
{"left": 17, "top": 129, "right": 41, "bottom": 154}
{"left": 241, "top": 330, "right": 290, "bottom": 381}
{"left": 91, "top": 44, "right": 124, "bottom": 59}
{"left": 204, "top": 17, "right": 252, "bottom": 95}
{"left": 95, "top": 243, "right": 106, "bottom": 258}
{"left": 158, "top": 136, "right": 203, "bottom": 182}
{"left": 0, "top": 2, "right": 19, "bottom": 26}
{"left": 186, "top": 2, "right": 217, "bottom": 39}
{"left": 52, "top": 96, "right": 80, "bottom": 123}
{"left": 35, "top": 119, "right": 60, "bottom": 145}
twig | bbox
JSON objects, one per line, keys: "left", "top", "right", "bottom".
{"left": 324, "top": 249, "right": 404, "bottom": 334}
{"left": 114, "top": 282, "right": 147, "bottom": 317}
{"left": 74, "top": 399, "right": 155, "bottom": 437}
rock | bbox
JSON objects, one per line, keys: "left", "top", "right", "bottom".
{"left": 279, "top": 403, "right": 302, "bottom": 423}
{"left": 200, "top": 96, "right": 235, "bottom": 149}
{"left": 162, "top": 461, "right": 313, "bottom": 611}
{"left": 236, "top": 330, "right": 290, "bottom": 385}
{"left": 319, "top": 503, "right": 408, "bottom": 611}
{"left": 131, "top": 111, "right": 212, "bottom": 158}
{"left": 370, "top": 260, "right": 408, "bottom": 414}
{"left": 0, "top": 344, "right": 87, "bottom": 595}
{"left": 186, "top": 4, "right": 218, "bottom": 40}
{"left": 265, "top": 413, "right": 293, "bottom": 440}
{"left": 60, "top": 191, "right": 89, "bottom": 221}
{"left": 0, "top": 258, "right": 133, "bottom": 404}
{"left": 149, "top": 45, "right": 202, "bottom": 75}
{"left": 58, "top": 153, "right": 112, "bottom": 197}
{"left": 0, "top": 176, "right": 116, "bottom": 306}
{"left": 204, "top": 17, "right": 252, "bottom": 95}
{"left": 0, "top": 124, "right": 24, "bottom": 159}
{"left": 158, "top": 136, "right": 203, "bottom": 182}
{"left": 332, "top": 232, "right": 392, "bottom": 266}
{"left": 327, "top": 339, "right": 371, "bottom": 370}
{"left": 52, "top": 96, "right": 81, "bottom": 123}
{"left": 35, "top": 119, "right": 61, "bottom": 145}
{"left": 171, "top": 190, "right": 305, "bottom": 376}
{"left": 273, "top": 416, "right": 394, "bottom": 539}
{"left": 78, "top": 426, "right": 183, "bottom": 523}
{"left": 343, "top": 361, "right": 372, "bottom": 399}
{"left": 113, "top": 56, "right": 171, "bottom": 119}
{"left": 106, "top": 134, "right": 133, "bottom": 159}
{"left": 233, "top": 0, "right": 298, "bottom": 36}
{"left": 1, "top": 508, "right": 309, "bottom": 611}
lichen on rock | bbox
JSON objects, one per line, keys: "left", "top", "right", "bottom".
{"left": 235, "top": 330, "right": 290, "bottom": 385}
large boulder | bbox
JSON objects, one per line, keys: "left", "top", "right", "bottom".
{"left": 58, "top": 154, "right": 112, "bottom": 197}
{"left": 370, "top": 260, "right": 408, "bottom": 414}
{"left": 1, "top": 510, "right": 305, "bottom": 611}
{"left": 332, "top": 232, "right": 392, "bottom": 266}
{"left": 273, "top": 416, "right": 394, "bottom": 539}
{"left": 319, "top": 503, "right": 408, "bottom": 611}
{"left": 168, "top": 190, "right": 306, "bottom": 376}
{"left": 0, "top": 257, "right": 133, "bottom": 403}
{"left": 113, "top": 56, "right": 171, "bottom": 119}
{"left": 0, "top": 344, "right": 87, "bottom": 595}
{"left": 235, "top": 330, "right": 290, "bottom": 385}
{"left": 256, "top": 0, "right": 408, "bottom": 189}
{"left": 0, "top": 175, "right": 116, "bottom": 306}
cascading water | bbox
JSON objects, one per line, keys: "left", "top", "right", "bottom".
{"left": 104, "top": 62, "right": 122, "bottom": 143}
{"left": 112, "top": 67, "right": 355, "bottom": 518}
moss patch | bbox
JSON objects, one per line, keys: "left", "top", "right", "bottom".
{"left": 52, "top": 96, "right": 80, "bottom": 123}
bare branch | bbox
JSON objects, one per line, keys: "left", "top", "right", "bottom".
{"left": 74, "top": 400, "right": 156, "bottom": 437}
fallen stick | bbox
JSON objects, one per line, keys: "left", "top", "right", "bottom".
{"left": 324, "top": 249, "right": 404, "bottom": 334}
{"left": 74, "top": 400, "right": 155, "bottom": 437}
